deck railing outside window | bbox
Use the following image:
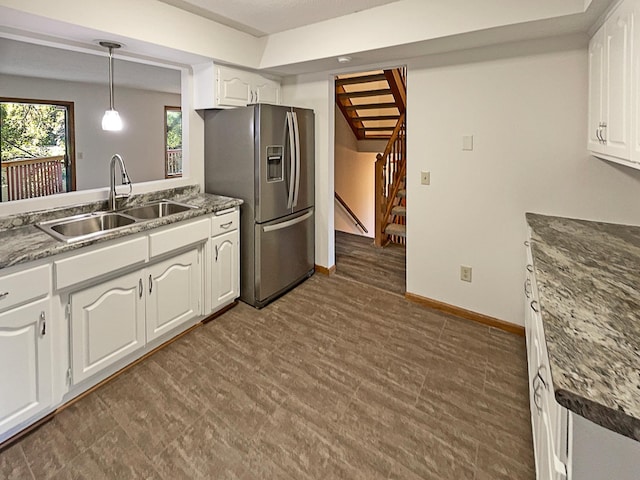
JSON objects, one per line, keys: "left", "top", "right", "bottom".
{"left": 1, "top": 156, "right": 66, "bottom": 201}
{"left": 166, "top": 148, "right": 183, "bottom": 177}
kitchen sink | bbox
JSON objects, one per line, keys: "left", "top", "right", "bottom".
{"left": 37, "top": 212, "right": 138, "bottom": 243}
{"left": 37, "top": 200, "right": 199, "bottom": 243}
{"left": 121, "top": 200, "right": 197, "bottom": 220}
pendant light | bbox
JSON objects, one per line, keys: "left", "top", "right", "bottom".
{"left": 100, "top": 41, "right": 123, "bottom": 131}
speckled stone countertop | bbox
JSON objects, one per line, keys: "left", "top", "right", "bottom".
{"left": 526, "top": 213, "right": 640, "bottom": 441}
{"left": 0, "top": 185, "right": 242, "bottom": 270}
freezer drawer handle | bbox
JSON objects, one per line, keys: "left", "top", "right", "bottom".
{"left": 263, "top": 211, "right": 313, "bottom": 233}
{"left": 220, "top": 221, "right": 233, "bottom": 229}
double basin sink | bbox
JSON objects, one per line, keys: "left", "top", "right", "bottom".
{"left": 37, "top": 200, "right": 198, "bottom": 243}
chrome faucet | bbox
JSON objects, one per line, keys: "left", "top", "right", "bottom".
{"left": 109, "top": 154, "right": 132, "bottom": 211}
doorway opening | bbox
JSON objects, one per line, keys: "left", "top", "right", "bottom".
{"left": 333, "top": 67, "right": 407, "bottom": 294}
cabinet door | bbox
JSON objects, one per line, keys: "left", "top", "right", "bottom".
{"left": 588, "top": 25, "right": 606, "bottom": 154}
{"left": 71, "top": 271, "right": 145, "bottom": 384}
{"left": 254, "top": 77, "right": 281, "bottom": 105}
{"left": 603, "top": 1, "right": 634, "bottom": 158}
{"left": 0, "top": 299, "right": 52, "bottom": 435}
{"left": 146, "top": 249, "right": 201, "bottom": 342}
{"left": 212, "top": 230, "right": 239, "bottom": 310}
{"left": 216, "top": 66, "right": 252, "bottom": 107}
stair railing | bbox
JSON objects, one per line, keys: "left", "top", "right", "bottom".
{"left": 374, "top": 112, "right": 406, "bottom": 246}
{"left": 334, "top": 192, "right": 368, "bottom": 234}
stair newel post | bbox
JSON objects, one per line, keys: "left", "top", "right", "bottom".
{"left": 374, "top": 153, "right": 386, "bottom": 247}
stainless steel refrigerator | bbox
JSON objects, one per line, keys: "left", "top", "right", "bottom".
{"left": 204, "top": 104, "right": 315, "bottom": 308}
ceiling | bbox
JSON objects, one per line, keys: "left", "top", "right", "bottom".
{"left": 0, "top": 37, "right": 182, "bottom": 94}
{"left": 157, "top": 0, "right": 404, "bottom": 36}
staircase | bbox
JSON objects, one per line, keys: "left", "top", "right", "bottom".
{"left": 335, "top": 68, "right": 407, "bottom": 246}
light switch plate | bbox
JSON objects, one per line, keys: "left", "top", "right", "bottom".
{"left": 421, "top": 171, "right": 430, "bottom": 185}
{"left": 462, "top": 135, "right": 473, "bottom": 151}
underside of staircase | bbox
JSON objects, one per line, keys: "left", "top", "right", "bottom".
{"left": 335, "top": 68, "right": 407, "bottom": 246}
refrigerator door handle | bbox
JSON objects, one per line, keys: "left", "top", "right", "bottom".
{"left": 286, "top": 112, "right": 296, "bottom": 209}
{"left": 263, "top": 210, "right": 313, "bottom": 232}
{"left": 292, "top": 111, "right": 301, "bottom": 208}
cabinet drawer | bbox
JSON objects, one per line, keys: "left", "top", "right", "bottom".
{"left": 55, "top": 237, "right": 147, "bottom": 290}
{"left": 0, "top": 264, "right": 50, "bottom": 312}
{"left": 212, "top": 209, "right": 239, "bottom": 237}
{"left": 149, "top": 218, "right": 210, "bottom": 258}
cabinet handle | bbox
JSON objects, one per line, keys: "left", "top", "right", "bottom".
{"left": 215, "top": 244, "right": 219, "bottom": 262}
{"left": 524, "top": 240, "right": 530, "bottom": 247}
{"left": 530, "top": 300, "right": 539, "bottom": 313}
{"left": 524, "top": 279, "right": 532, "bottom": 298}
{"left": 220, "top": 221, "right": 232, "bottom": 229}
{"left": 600, "top": 122, "right": 607, "bottom": 143}
{"left": 596, "top": 126, "right": 603, "bottom": 143}
{"left": 0, "top": 291, "right": 8, "bottom": 299}
{"left": 526, "top": 264, "right": 534, "bottom": 273}
{"left": 139, "top": 279, "right": 143, "bottom": 298}
{"left": 39, "top": 311, "right": 46, "bottom": 336}
{"left": 149, "top": 275, "right": 153, "bottom": 294}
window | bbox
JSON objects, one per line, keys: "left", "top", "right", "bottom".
{"left": 165, "top": 106, "right": 182, "bottom": 178}
{"left": 0, "top": 98, "right": 75, "bottom": 202}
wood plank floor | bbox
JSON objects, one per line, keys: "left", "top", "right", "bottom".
{"left": 335, "top": 231, "right": 406, "bottom": 295}
{"left": 0, "top": 274, "right": 534, "bottom": 480}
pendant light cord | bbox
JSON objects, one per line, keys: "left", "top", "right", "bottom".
{"left": 108, "top": 46, "right": 115, "bottom": 110}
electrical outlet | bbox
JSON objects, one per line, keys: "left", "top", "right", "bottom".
{"left": 462, "top": 135, "right": 473, "bottom": 151}
{"left": 460, "top": 265, "right": 472, "bottom": 282}
{"left": 421, "top": 171, "right": 430, "bottom": 185}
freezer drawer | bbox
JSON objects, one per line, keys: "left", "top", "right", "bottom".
{"left": 255, "top": 208, "right": 314, "bottom": 305}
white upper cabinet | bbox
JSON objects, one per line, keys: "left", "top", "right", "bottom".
{"left": 193, "top": 62, "right": 281, "bottom": 109}
{"left": 588, "top": 0, "right": 639, "bottom": 168}
{"left": 588, "top": 26, "right": 606, "bottom": 154}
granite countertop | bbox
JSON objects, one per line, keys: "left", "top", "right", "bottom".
{"left": 526, "top": 213, "right": 640, "bottom": 441}
{"left": 0, "top": 185, "right": 243, "bottom": 271}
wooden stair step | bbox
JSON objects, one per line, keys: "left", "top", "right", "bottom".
{"left": 335, "top": 73, "right": 387, "bottom": 86}
{"left": 337, "top": 89, "right": 392, "bottom": 99}
{"left": 385, "top": 223, "right": 406, "bottom": 237}
{"left": 391, "top": 205, "right": 406, "bottom": 217}
{"left": 345, "top": 103, "right": 397, "bottom": 111}
{"left": 397, "top": 189, "right": 406, "bottom": 198}
{"left": 356, "top": 115, "right": 400, "bottom": 122}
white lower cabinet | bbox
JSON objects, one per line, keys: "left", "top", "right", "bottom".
{"left": 0, "top": 299, "right": 52, "bottom": 436}
{"left": 70, "top": 270, "right": 146, "bottom": 384}
{"left": 70, "top": 248, "right": 203, "bottom": 385}
{"left": 0, "top": 208, "right": 241, "bottom": 443}
{"left": 525, "top": 238, "right": 640, "bottom": 480}
{"left": 146, "top": 249, "right": 201, "bottom": 342}
{"left": 211, "top": 230, "right": 239, "bottom": 310}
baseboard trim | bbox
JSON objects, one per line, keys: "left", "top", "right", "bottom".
{"left": 315, "top": 264, "right": 336, "bottom": 275}
{"left": 405, "top": 292, "right": 524, "bottom": 336}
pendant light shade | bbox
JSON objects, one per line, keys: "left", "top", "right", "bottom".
{"left": 99, "top": 41, "right": 123, "bottom": 132}
{"left": 102, "top": 109, "right": 122, "bottom": 131}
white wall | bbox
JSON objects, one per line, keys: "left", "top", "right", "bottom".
{"left": 284, "top": 37, "right": 640, "bottom": 326}
{"left": 408, "top": 43, "right": 640, "bottom": 325}
{"left": 281, "top": 72, "right": 334, "bottom": 268}
{"left": 334, "top": 105, "right": 376, "bottom": 237}
{"left": 1, "top": 74, "right": 180, "bottom": 190}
